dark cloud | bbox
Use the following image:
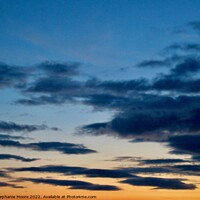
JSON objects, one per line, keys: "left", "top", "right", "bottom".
{"left": 137, "top": 59, "right": 170, "bottom": 68}
{"left": 21, "top": 178, "right": 120, "bottom": 191}
{"left": 0, "top": 181, "right": 24, "bottom": 188}
{"left": 1, "top": 38, "right": 200, "bottom": 193}
{"left": 91, "top": 94, "right": 199, "bottom": 112}
{"left": 0, "top": 140, "right": 23, "bottom": 148}
{"left": 0, "top": 50, "right": 199, "bottom": 109}
{"left": 12, "top": 165, "right": 86, "bottom": 174}
{"left": 20, "top": 78, "right": 148, "bottom": 107}
{"left": 108, "top": 156, "right": 142, "bottom": 162}
{"left": 138, "top": 158, "right": 187, "bottom": 165}
{"left": 131, "top": 138, "right": 167, "bottom": 143}
{"left": 121, "top": 176, "right": 196, "bottom": 190}
{"left": 0, "top": 23, "right": 200, "bottom": 193}
{"left": 11, "top": 165, "right": 133, "bottom": 179}
{"left": 26, "top": 77, "right": 82, "bottom": 94}
{"left": 192, "top": 155, "right": 200, "bottom": 161}
{"left": 170, "top": 58, "right": 200, "bottom": 77}
{"left": 136, "top": 54, "right": 185, "bottom": 68}
{"left": 81, "top": 111, "right": 179, "bottom": 140}
{"left": 0, "top": 134, "right": 26, "bottom": 140}
{"left": 152, "top": 76, "right": 200, "bottom": 92}
{"left": 0, "top": 121, "right": 59, "bottom": 133}
{"left": 0, "top": 154, "right": 39, "bottom": 162}
{"left": 164, "top": 43, "right": 200, "bottom": 52}
{"left": 38, "top": 61, "right": 80, "bottom": 77}
{"left": 82, "top": 93, "right": 168, "bottom": 112}
{"left": 173, "top": 165, "right": 200, "bottom": 173}
{"left": 82, "top": 169, "right": 133, "bottom": 178}
{"left": 152, "top": 76, "right": 183, "bottom": 91}
{"left": 152, "top": 78, "right": 200, "bottom": 93}
{"left": 168, "top": 135, "right": 200, "bottom": 155}
{"left": 189, "top": 21, "right": 200, "bottom": 32}
{"left": 0, "top": 61, "right": 81, "bottom": 91}
{"left": 134, "top": 56, "right": 200, "bottom": 95}
{"left": 16, "top": 78, "right": 148, "bottom": 107}
{"left": 0, "top": 170, "right": 9, "bottom": 178}
{"left": 15, "top": 95, "right": 73, "bottom": 106}
{"left": 151, "top": 58, "right": 200, "bottom": 93}
{"left": 120, "top": 166, "right": 173, "bottom": 175}
{"left": 0, "top": 140, "right": 96, "bottom": 155}
{"left": 75, "top": 71, "right": 200, "bottom": 141}
{"left": 14, "top": 56, "right": 200, "bottom": 109}
{"left": 0, "top": 62, "right": 29, "bottom": 88}
{"left": 86, "top": 59, "right": 200, "bottom": 94}
{"left": 12, "top": 163, "right": 200, "bottom": 180}
{"left": 119, "top": 161, "right": 200, "bottom": 177}
{"left": 82, "top": 94, "right": 133, "bottom": 111}
{"left": 8, "top": 163, "right": 200, "bottom": 188}
{"left": 109, "top": 112, "right": 178, "bottom": 137}
{"left": 81, "top": 95, "right": 200, "bottom": 141}
{"left": 94, "top": 79, "right": 149, "bottom": 93}
{"left": 29, "top": 142, "right": 96, "bottom": 154}
{"left": 81, "top": 122, "right": 109, "bottom": 136}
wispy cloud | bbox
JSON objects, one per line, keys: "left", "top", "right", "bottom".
{"left": 107, "top": 156, "right": 142, "bottom": 162}
{"left": 138, "top": 158, "right": 188, "bottom": 165}
{"left": 0, "top": 140, "right": 96, "bottom": 155}
{"left": 38, "top": 61, "right": 80, "bottom": 77}
{"left": 9, "top": 164, "right": 197, "bottom": 190}
{"left": 10, "top": 165, "right": 133, "bottom": 179}
{"left": 0, "top": 181, "right": 24, "bottom": 188}
{"left": 164, "top": 42, "right": 200, "bottom": 53}
{"left": 20, "top": 178, "right": 120, "bottom": 191}
{"left": 0, "top": 121, "right": 60, "bottom": 133}
{"left": 121, "top": 176, "right": 196, "bottom": 190}
{"left": 0, "top": 134, "right": 26, "bottom": 140}
{"left": 0, "top": 154, "right": 39, "bottom": 162}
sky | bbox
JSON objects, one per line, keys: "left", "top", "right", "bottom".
{"left": 0, "top": 0, "right": 200, "bottom": 199}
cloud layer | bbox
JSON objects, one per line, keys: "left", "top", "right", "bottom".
{"left": 1, "top": 21, "right": 200, "bottom": 192}
{"left": 9, "top": 164, "right": 198, "bottom": 190}
{"left": 10, "top": 165, "right": 133, "bottom": 179}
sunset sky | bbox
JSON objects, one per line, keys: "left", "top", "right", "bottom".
{"left": 0, "top": 0, "right": 200, "bottom": 199}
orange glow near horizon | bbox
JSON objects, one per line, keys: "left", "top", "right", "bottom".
{"left": 0, "top": 184, "right": 200, "bottom": 200}
{"left": 1, "top": 174, "right": 200, "bottom": 200}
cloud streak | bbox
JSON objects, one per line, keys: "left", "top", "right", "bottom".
{"left": 0, "top": 181, "right": 24, "bottom": 188}
{"left": 121, "top": 176, "right": 196, "bottom": 190}
{"left": 38, "top": 61, "right": 80, "bottom": 77}
{"left": 0, "top": 121, "right": 59, "bottom": 133}
{"left": 0, "top": 140, "right": 96, "bottom": 155}
{"left": 0, "top": 134, "right": 26, "bottom": 140}
{"left": 0, "top": 154, "right": 39, "bottom": 162}
{"left": 21, "top": 178, "right": 120, "bottom": 191}
{"left": 10, "top": 165, "right": 133, "bottom": 179}
{"left": 10, "top": 164, "right": 198, "bottom": 190}
{"left": 138, "top": 158, "right": 188, "bottom": 165}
